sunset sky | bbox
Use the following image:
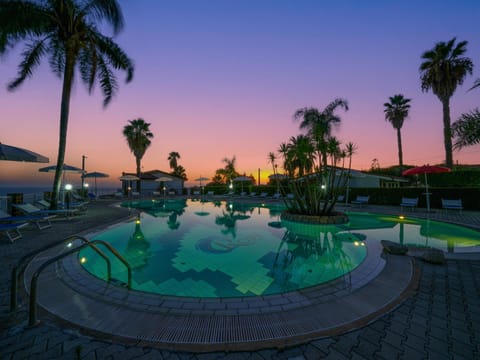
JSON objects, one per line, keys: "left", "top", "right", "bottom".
{"left": 1, "top": 0, "right": 479, "bottom": 191}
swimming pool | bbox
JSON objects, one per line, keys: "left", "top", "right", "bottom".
{"left": 79, "top": 199, "right": 480, "bottom": 298}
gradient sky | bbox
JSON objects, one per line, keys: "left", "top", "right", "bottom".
{"left": 1, "top": 0, "right": 479, "bottom": 190}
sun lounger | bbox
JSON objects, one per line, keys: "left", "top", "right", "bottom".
{"left": 272, "top": 193, "right": 282, "bottom": 200}
{"left": 0, "top": 222, "right": 28, "bottom": 242}
{"left": 0, "top": 209, "right": 54, "bottom": 230}
{"left": 351, "top": 195, "right": 369, "bottom": 207}
{"left": 13, "top": 203, "right": 78, "bottom": 219}
{"left": 260, "top": 192, "right": 268, "bottom": 198}
{"left": 37, "top": 199, "right": 87, "bottom": 211}
{"left": 206, "top": 191, "right": 215, "bottom": 196}
{"left": 400, "top": 197, "right": 418, "bottom": 211}
{"left": 441, "top": 198, "right": 463, "bottom": 212}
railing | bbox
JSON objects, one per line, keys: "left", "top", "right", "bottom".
{"left": 10, "top": 235, "right": 132, "bottom": 317}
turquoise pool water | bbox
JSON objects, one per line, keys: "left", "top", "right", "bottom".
{"left": 79, "top": 199, "right": 480, "bottom": 298}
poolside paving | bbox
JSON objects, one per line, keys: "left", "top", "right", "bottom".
{"left": 1, "top": 199, "right": 480, "bottom": 359}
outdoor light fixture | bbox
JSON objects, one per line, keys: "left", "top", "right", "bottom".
{"left": 83, "top": 183, "right": 89, "bottom": 188}
{"left": 80, "top": 257, "right": 87, "bottom": 264}
{"left": 65, "top": 183, "right": 73, "bottom": 191}
{"left": 399, "top": 215, "right": 405, "bottom": 220}
{"left": 67, "top": 242, "right": 72, "bottom": 248}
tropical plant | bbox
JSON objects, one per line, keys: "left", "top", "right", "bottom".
{"left": 383, "top": 94, "right": 411, "bottom": 167}
{"left": 123, "top": 118, "right": 154, "bottom": 191}
{"left": 294, "top": 98, "right": 349, "bottom": 170}
{"left": 0, "top": 0, "right": 134, "bottom": 209}
{"left": 420, "top": 37, "right": 473, "bottom": 168}
{"left": 452, "top": 109, "right": 480, "bottom": 149}
{"left": 214, "top": 156, "right": 239, "bottom": 185}
{"left": 276, "top": 99, "right": 354, "bottom": 216}
{"left": 171, "top": 165, "right": 187, "bottom": 180}
{"left": 168, "top": 151, "right": 180, "bottom": 170}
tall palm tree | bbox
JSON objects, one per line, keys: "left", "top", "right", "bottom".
{"left": 0, "top": 0, "right": 134, "bottom": 209}
{"left": 383, "top": 94, "right": 411, "bottom": 167}
{"left": 420, "top": 37, "right": 473, "bottom": 168}
{"left": 168, "top": 151, "right": 181, "bottom": 171}
{"left": 452, "top": 109, "right": 480, "bottom": 149}
{"left": 123, "top": 119, "right": 154, "bottom": 191}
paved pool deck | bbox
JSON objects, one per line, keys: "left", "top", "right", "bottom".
{"left": 1, "top": 198, "right": 479, "bottom": 359}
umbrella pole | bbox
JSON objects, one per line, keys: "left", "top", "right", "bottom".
{"left": 425, "top": 173, "right": 430, "bottom": 212}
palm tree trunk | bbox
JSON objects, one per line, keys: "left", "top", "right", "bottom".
{"left": 442, "top": 98, "right": 453, "bottom": 168}
{"left": 396, "top": 128, "right": 403, "bottom": 167}
{"left": 50, "top": 55, "right": 75, "bottom": 210}
{"left": 136, "top": 157, "right": 141, "bottom": 192}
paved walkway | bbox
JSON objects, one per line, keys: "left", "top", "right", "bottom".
{"left": 1, "top": 200, "right": 480, "bottom": 359}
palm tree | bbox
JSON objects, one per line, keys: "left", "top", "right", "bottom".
{"left": 294, "top": 98, "right": 349, "bottom": 169}
{"left": 420, "top": 37, "right": 473, "bottom": 168}
{"left": 0, "top": 0, "right": 134, "bottom": 209}
{"left": 171, "top": 165, "right": 187, "bottom": 180}
{"left": 221, "top": 156, "right": 239, "bottom": 184}
{"left": 168, "top": 151, "right": 181, "bottom": 171}
{"left": 123, "top": 119, "right": 154, "bottom": 191}
{"left": 452, "top": 109, "right": 480, "bottom": 149}
{"left": 286, "top": 135, "right": 315, "bottom": 177}
{"left": 383, "top": 94, "right": 411, "bottom": 167}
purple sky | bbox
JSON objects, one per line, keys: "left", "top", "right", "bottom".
{"left": 1, "top": 0, "right": 479, "bottom": 190}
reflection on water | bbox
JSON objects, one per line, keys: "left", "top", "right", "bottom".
{"left": 214, "top": 202, "right": 251, "bottom": 238}
{"left": 79, "top": 200, "right": 480, "bottom": 298}
{"left": 124, "top": 215, "right": 151, "bottom": 269}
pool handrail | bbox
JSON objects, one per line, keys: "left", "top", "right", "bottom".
{"left": 10, "top": 235, "right": 132, "bottom": 313}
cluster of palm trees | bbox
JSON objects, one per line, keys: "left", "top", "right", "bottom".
{"left": 270, "top": 98, "right": 357, "bottom": 215}
{"left": 386, "top": 37, "right": 479, "bottom": 170}
{"left": 168, "top": 151, "right": 187, "bottom": 180}
{"left": 2, "top": 0, "right": 479, "bottom": 210}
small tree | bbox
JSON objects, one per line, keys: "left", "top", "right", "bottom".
{"left": 122, "top": 118, "right": 154, "bottom": 191}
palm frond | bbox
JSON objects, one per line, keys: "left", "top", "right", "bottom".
{"left": 82, "top": 0, "right": 124, "bottom": 34}
{"left": 8, "top": 39, "right": 46, "bottom": 90}
{"left": 97, "top": 55, "right": 118, "bottom": 106}
{"left": 93, "top": 31, "right": 134, "bottom": 82}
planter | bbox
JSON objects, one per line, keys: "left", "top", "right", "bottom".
{"left": 281, "top": 211, "right": 349, "bottom": 225}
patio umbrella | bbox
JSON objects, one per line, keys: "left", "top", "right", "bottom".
{"left": 268, "top": 174, "right": 288, "bottom": 180}
{"left": 233, "top": 175, "right": 252, "bottom": 193}
{"left": 83, "top": 171, "right": 109, "bottom": 196}
{"left": 39, "top": 164, "right": 85, "bottom": 173}
{"left": 119, "top": 174, "right": 140, "bottom": 181}
{"left": 402, "top": 165, "right": 451, "bottom": 212}
{"left": 0, "top": 143, "right": 49, "bottom": 163}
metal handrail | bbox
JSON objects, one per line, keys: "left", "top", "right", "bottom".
{"left": 28, "top": 242, "right": 98, "bottom": 326}
{"left": 27, "top": 239, "right": 131, "bottom": 326}
{"left": 10, "top": 235, "right": 132, "bottom": 312}
{"left": 10, "top": 235, "right": 91, "bottom": 311}
{"left": 89, "top": 239, "right": 132, "bottom": 288}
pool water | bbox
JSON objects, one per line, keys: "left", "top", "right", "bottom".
{"left": 79, "top": 199, "right": 480, "bottom": 298}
